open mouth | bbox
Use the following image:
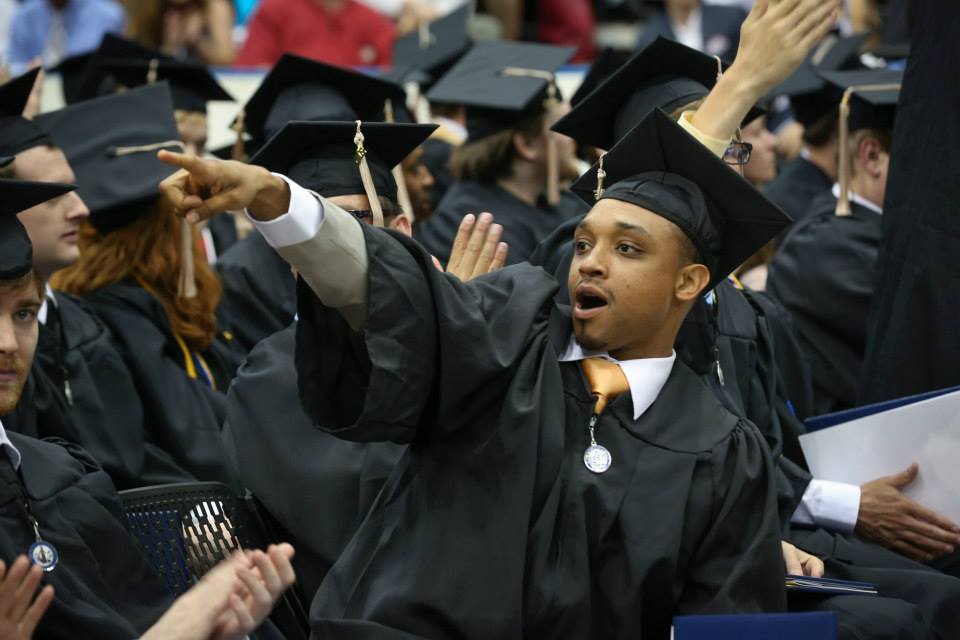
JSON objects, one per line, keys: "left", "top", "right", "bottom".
{"left": 573, "top": 284, "right": 609, "bottom": 320}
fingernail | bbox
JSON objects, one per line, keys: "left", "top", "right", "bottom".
{"left": 463, "top": 214, "right": 475, "bottom": 223}
{"left": 479, "top": 212, "right": 493, "bottom": 223}
{"left": 187, "top": 212, "right": 199, "bottom": 224}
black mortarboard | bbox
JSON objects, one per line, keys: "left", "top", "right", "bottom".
{"left": 0, "top": 69, "right": 52, "bottom": 157}
{"left": 56, "top": 33, "right": 175, "bottom": 105}
{"left": 818, "top": 68, "right": 901, "bottom": 216}
{"left": 426, "top": 41, "right": 575, "bottom": 141}
{"left": 97, "top": 58, "right": 234, "bottom": 113}
{"left": 570, "top": 109, "right": 791, "bottom": 291}
{"left": 553, "top": 37, "right": 764, "bottom": 151}
{"left": 0, "top": 179, "right": 76, "bottom": 279}
{"left": 238, "top": 54, "right": 404, "bottom": 144}
{"left": 570, "top": 47, "right": 629, "bottom": 107}
{"left": 250, "top": 120, "right": 436, "bottom": 206}
{"left": 392, "top": 3, "right": 472, "bottom": 82}
{"left": 770, "top": 33, "right": 868, "bottom": 126}
{"left": 35, "top": 83, "right": 182, "bottom": 233}
{"left": 48, "top": 51, "right": 96, "bottom": 105}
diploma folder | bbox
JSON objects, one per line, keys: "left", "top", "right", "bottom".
{"left": 799, "top": 388, "right": 960, "bottom": 524}
{"left": 672, "top": 612, "right": 837, "bottom": 639}
{"left": 785, "top": 574, "right": 879, "bottom": 595}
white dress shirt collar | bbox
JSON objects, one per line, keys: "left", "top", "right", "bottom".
{"left": 831, "top": 183, "right": 883, "bottom": 215}
{"left": 37, "top": 284, "right": 56, "bottom": 326}
{"left": 558, "top": 337, "right": 676, "bottom": 420}
{"left": 0, "top": 418, "right": 22, "bottom": 470}
{"left": 671, "top": 8, "right": 704, "bottom": 52}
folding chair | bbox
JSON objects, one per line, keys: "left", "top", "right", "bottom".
{"left": 120, "top": 482, "right": 309, "bottom": 640}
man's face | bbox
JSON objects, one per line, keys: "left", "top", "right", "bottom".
{"left": 175, "top": 110, "right": 210, "bottom": 157}
{"left": 401, "top": 146, "right": 435, "bottom": 220}
{"left": 327, "top": 194, "right": 412, "bottom": 236}
{"left": 0, "top": 277, "right": 41, "bottom": 416}
{"left": 14, "top": 145, "right": 90, "bottom": 278}
{"left": 741, "top": 116, "right": 778, "bottom": 186}
{"left": 568, "top": 198, "right": 704, "bottom": 359}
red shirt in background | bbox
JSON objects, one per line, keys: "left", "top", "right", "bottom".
{"left": 236, "top": 0, "right": 395, "bottom": 68}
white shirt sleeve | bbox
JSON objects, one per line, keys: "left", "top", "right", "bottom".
{"left": 245, "top": 174, "right": 324, "bottom": 248}
{"left": 791, "top": 478, "right": 862, "bottom": 534}
{"left": 354, "top": 0, "right": 405, "bottom": 18}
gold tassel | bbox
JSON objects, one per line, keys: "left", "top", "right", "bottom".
{"left": 545, "top": 82, "right": 560, "bottom": 205}
{"left": 355, "top": 120, "right": 384, "bottom": 227}
{"left": 594, "top": 153, "right": 607, "bottom": 201}
{"left": 231, "top": 109, "right": 247, "bottom": 162}
{"left": 836, "top": 90, "right": 852, "bottom": 216}
{"left": 109, "top": 140, "right": 184, "bottom": 157}
{"left": 178, "top": 218, "right": 197, "bottom": 298}
{"left": 383, "top": 100, "right": 416, "bottom": 223}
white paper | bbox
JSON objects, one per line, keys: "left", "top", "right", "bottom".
{"left": 800, "top": 390, "right": 960, "bottom": 524}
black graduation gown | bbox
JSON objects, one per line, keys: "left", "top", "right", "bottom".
{"left": 81, "top": 281, "right": 241, "bottom": 488}
{"left": 33, "top": 292, "right": 195, "bottom": 489}
{"left": 206, "top": 213, "right": 241, "bottom": 260}
{"left": 222, "top": 323, "right": 403, "bottom": 601}
{"left": 767, "top": 195, "right": 881, "bottom": 415}
{"left": 421, "top": 137, "right": 455, "bottom": 209}
{"left": 762, "top": 156, "right": 832, "bottom": 225}
{"left": 0, "top": 434, "right": 172, "bottom": 639}
{"left": 415, "top": 180, "right": 587, "bottom": 266}
{"left": 529, "top": 215, "right": 951, "bottom": 638}
{"left": 217, "top": 232, "right": 297, "bottom": 352}
{"left": 296, "top": 227, "right": 785, "bottom": 638}
{"left": 860, "top": 0, "right": 960, "bottom": 404}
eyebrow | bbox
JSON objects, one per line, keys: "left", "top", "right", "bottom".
{"left": 615, "top": 220, "right": 654, "bottom": 240}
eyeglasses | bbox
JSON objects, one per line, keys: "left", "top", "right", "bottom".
{"left": 346, "top": 209, "right": 374, "bottom": 222}
{"left": 723, "top": 140, "right": 753, "bottom": 166}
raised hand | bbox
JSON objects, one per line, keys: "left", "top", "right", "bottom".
{"left": 0, "top": 556, "right": 55, "bottom": 640}
{"left": 157, "top": 150, "right": 291, "bottom": 223}
{"left": 691, "top": 0, "right": 841, "bottom": 142}
{"left": 781, "top": 541, "right": 825, "bottom": 577}
{"left": 856, "top": 464, "right": 960, "bottom": 562}
{"left": 445, "top": 213, "right": 509, "bottom": 282}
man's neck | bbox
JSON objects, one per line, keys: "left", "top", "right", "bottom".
{"left": 849, "top": 175, "right": 883, "bottom": 210}
{"left": 497, "top": 161, "right": 545, "bottom": 207}
{"left": 49, "top": 0, "right": 70, "bottom": 10}
{"left": 667, "top": 4, "right": 698, "bottom": 26}
{"left": 802, "top": 142, "right": 837, "bottom": 180}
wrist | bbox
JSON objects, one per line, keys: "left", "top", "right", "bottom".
{"left": 248, "top": 168, "right": 290, "bottom": 221}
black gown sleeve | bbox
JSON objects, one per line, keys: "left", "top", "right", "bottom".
{"left": 679, "top": 421, "right": 787, "bottom": 615}
{"left": 295, "top": 225, "right": 559, "bottom": 445}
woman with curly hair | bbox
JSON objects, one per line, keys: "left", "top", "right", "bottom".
{"left": 42, "top": 83, "right": 242, "bottom": 486}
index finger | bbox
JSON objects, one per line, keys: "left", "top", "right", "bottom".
{"left": 447, "top": 214, "right": 477, "bottom": 274}
{"left": 158, "top": 149, "right": 206, "bottom": 173}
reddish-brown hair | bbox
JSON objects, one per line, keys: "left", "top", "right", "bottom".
{"left": 51, "top": 203, "right": 221, "bottom": 351}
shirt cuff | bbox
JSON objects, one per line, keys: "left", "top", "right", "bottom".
{"left": 245, "top": 174, "right": 324, "bottom": 249}
{"left": 677, "top": 111, "right": 732, "bottom": 160}
{"left": 791, "top": 478, "right": 862, "bottom": 534}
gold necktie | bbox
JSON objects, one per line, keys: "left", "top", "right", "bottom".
{"left": 578, "top": 357, "right": 630, "bottom": 474}
{"left": 580, "top": 357, "right": 630, "bottom": 414}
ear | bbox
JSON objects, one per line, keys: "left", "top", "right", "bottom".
{"left": 512, "top": 130, "right": 541, "bottom": 162}
{"left": 858, "top": 136, "right": 887, "bottom": 179}
{"left": 389, "top": 212, "right": 413, "bottom": 237}
{"left": 675, "top": 263, "right": 710, "bottom": 302}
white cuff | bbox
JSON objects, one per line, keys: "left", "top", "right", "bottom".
{"left": 245, "top": 174, "right": 324, "bottom": 249}
{"left": 791, "top": 478, "right": 862, "bottom": 534}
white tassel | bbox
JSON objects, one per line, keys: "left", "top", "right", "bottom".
{"left": 594, "top": 153, "right": 607, "bottom": 201}
{"left": 836, "top": 93, "right": 852, "bottom": 216}
{"left": 355, "top": 121, "right": 384, "bottom": 227}
{"left": 178, "top": 218, "right": 197, "bottom": 298}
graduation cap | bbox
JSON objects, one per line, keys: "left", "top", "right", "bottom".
{"left": 570, "top": 109, "right": 792, "bottom": 292}
{"left": 819, "top": 68, "right": 902, "bottom": 215}
{"left": 392, "top": 3, "right": 473, "bottom": 84}
{"left": 0, "top": 69, "right": 52, "bottom": 157}
{"left": 770, "top": 33, "right": 868, "bottom": 127}
{"left": 0, "top": 179, "right": 76, "bottom": 280}
{"left": 35, "top": 82, "right": 183, "bottom": 233}
{"left": 427, "top": 41, "right": 575, "bottom": 140}
{"left": 426, "top": 41, "right": 574, "bottom": 203}
{"left": 553, "top": 37, "right": 764, "bottom": 152}
{"left": 250, "top": 120, "right": 437, "bottom": 227}
{"left": 570, "top": 47, "right": 629, "bottom": 107}
{"left": 237, "top": 53, "right": 404, "bottom": 149}
{"left": 51, "top": 34, "right": 176, "bottom": 105}
{"left": 96, "top": 58, "right": 234, "bottom": 114}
